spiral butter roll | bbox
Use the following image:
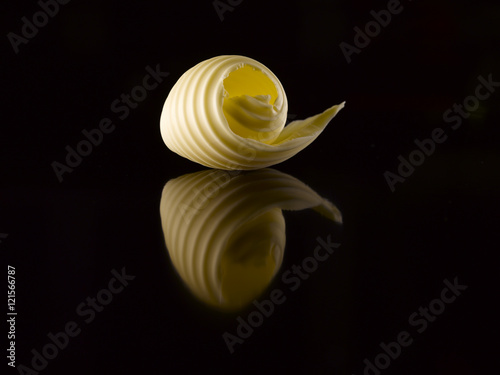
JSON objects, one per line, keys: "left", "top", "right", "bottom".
{"left": 160, "top": 168, "right": 342, "bottom": 311}
{"left": 160, "top": 55, "right": 345, "bottom": 169}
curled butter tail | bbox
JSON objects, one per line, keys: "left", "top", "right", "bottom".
{"left": 160, "top": 55, "right": 345, "bottom": 170}
{"left": 159, "top": 168, "right": 342, "bottom": 312}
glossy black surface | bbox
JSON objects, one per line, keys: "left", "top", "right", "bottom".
{"left": 2, "top": 1, "right": 499, "bottom": 374}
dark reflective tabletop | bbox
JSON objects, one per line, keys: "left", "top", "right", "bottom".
{"left": 2, "top": 1, "right": 499, "bottom": 374}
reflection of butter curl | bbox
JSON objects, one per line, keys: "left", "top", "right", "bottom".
{"left": 160, "top": 169, "right": 342, "bottom": 312}
{"left": 160, "top": 55, "right": 344, "bottom": 170}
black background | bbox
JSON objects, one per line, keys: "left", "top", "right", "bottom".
{"left": 2, "top": 0, "right": 499, "bottom": 374}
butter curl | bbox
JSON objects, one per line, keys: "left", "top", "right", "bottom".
{"left": 160, "top": 168, "right": 342, "bottom": 311}
{"left": 160, "top": 55, "right": 344, "bottom": 169}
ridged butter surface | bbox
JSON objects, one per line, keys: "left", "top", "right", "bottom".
{"left": 160, "top": 55, "right": 344, "bottom": 169}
